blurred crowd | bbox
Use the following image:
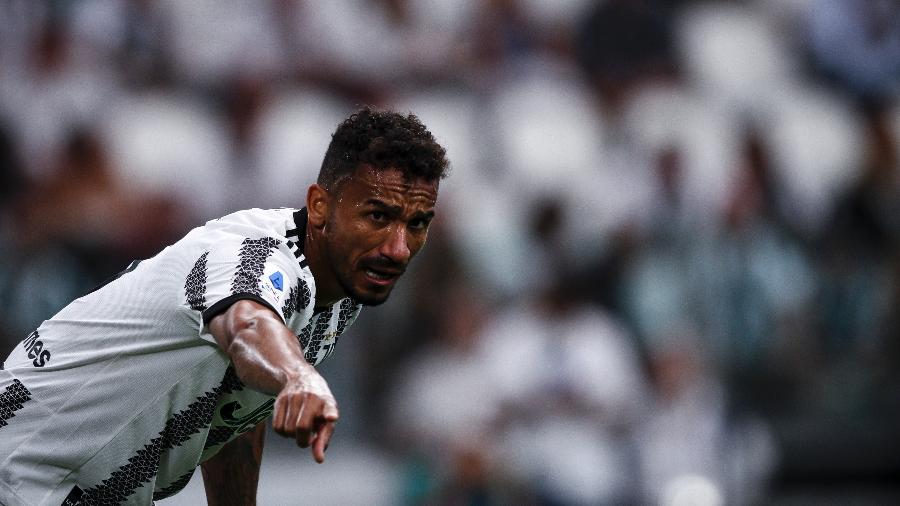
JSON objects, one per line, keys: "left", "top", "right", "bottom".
{"left": 1, "top": 0, "right": 899, "bottom": 504}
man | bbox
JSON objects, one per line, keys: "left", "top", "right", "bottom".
{"left": 0, "top": 107, "right": 449, "bottom": 506}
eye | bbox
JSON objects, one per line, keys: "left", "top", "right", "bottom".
{"left": 369, "top": 211, "right": 387, "bottom": 222}
{"left": 409, "top": 218, "right": 431, "bottom": 230}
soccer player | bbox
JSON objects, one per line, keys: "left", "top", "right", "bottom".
{"left": 0, "top": 107, "right": 448, "bottom": 506}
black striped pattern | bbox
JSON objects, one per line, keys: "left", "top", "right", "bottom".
{"left": 281, "top": 279, "right": 312, "bottom": 321}
{"left": 203, "top": 425, "right": 236, "bottom": 450}
{"left": 152, "top": 470, "right": 194, "bottom": 501}
{"left": 0, "top": 379, "right": 31, "bottom": 429}
{"left": 230, "top": 237, "right": 280, "bottom": 296}
{"left": 286, "top": 208, "right": 309, "bottom": 268}
{"left": 185, "top": 251, "right": 210, "bottom": 311}
{"left": 296, "top": 298, "right": 359, "bottom": 364}
{"left": 78, "top": 368, "right": 244, "bottom": 505}
{"left": 298, "top": 310, "right": 331, "bottom": 364}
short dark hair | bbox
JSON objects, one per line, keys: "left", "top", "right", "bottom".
{"left": 318, "top": 106, "right": 449, "bottom": 190}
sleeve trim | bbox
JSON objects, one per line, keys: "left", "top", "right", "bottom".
{"left": 202, "top": 293, "right": 285, "bottom": 325}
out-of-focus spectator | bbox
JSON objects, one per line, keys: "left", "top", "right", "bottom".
{"left": 575, "top": 0, "right": 678, "bottom": 108}
{"left": 0, "top": 14, "right": 121, "bottom": 179}
{"left": 0, "top": 119, "right": 27, "bottom": 210}
{"left": 1, "top": 127, "right": 186, "bottom": 339}
{"left": 636, "top": 330, "right": 777, "bottom": 506}
{"left": 114, "top": 0, "right": 176, "bottom": 86}
{"left": 821, "top": 105, "right": 900, "bottom": 357}
{"left": 0, "top": 118, "right": 29, "bottom": 350}
{"left": 0, "top": 1, "right": 897, "bottom": 503}
{"left": 479, "top": 274, "right": 650, "bottom": 505}
{"left": 696, "top": 129, "right": 816, "bottom": 388}
{"left": 388, "top": 283, "right": 502, "bottom": 505}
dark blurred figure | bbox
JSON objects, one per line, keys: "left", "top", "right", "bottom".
{"left": 821, "top": 103, "right": 900, "bottom": 359}
{"left": 710, "top": 128, "right": 816, "bottom": 409}
{"left": 358, "top": 221, "right": 467, "bottom": 440}
{"left": 575, "top": 0, "right": 680, "bottom": 108}
{"left": 0, "top": 119, "right": 27, "bottom": 209}
{"left": 765, "top": 102, "right": 900, "bottom": 501}
{"left": 470, "top": 0, "right": 540, "bottom": 74}
{"left": 118, "top": 0, "right": 175, "bottom": 87}
{"left": 0, "top": 119, "right": 29, "bottom": 352}
{"left": 1, "top": 128, "right": 186, "bottom": 343}
{"left": 220, "top": 73, "right": 273, "bottom": 211}
{"left": 807, "top": 0, "right": 900, "bottom": 102}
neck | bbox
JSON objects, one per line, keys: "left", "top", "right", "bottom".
{"left": 303, "top": 220, "right": 345, "bottom": 308}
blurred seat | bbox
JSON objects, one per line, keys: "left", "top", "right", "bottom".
{"left": 161, "top": 0, "right": 283, "bottom": 84}
{"left": 492, "top": 70, "right": 605, "bottom": 194}
{"left": 100, "top": 92, "right": 230, "bottom": 220}
{"left": 677, "top": 3, "right": 798, "bottom": 111}
{"left": 759, "top": 84, "right": 865, "bottom": 233}
{"left": 253, "top": 88, "right": 350, "bottom": 208}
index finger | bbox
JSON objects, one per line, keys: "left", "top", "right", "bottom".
{"left": 312, "top": 421, "right": 336, "bottom": 464}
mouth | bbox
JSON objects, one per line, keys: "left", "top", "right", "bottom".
{"left": 362, "top": 266, "right": 402, "bottom": 287}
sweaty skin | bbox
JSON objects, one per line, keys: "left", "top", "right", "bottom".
{"left": 202, "top": 165, "right": 439, "bottom": 504}
{"left": 201, "top": 421, "right": 265, "bottom": 506}
{"left": 208, "top": 300, "right": 337, "bottom": 458}
{"left": 305, "top": 165, "right": 438, "bottom": 307}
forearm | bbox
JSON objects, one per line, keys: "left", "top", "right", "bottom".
{"left": 201, "top": 422, "right": 265, "bottom": 506}
{"left": 211, "top": 300, "right": 313, "bottom": 395}
{"left": 209, "top": 299, "right": 339, "bottom": 462}
{"left": 227, "top": 317, "right": 312, "bottom": 395}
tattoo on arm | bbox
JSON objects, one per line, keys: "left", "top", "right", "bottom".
{"left": 201, "top": 422, "right": 266, "bottom": 506}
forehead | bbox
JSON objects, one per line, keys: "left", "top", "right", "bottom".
{"left": 339, "top": 166, "right": 439, "bottom": 206}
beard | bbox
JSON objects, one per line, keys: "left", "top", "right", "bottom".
{"left": 324, "top": 237, "right": 395, "bottom": 307}
{"left": 335, "top": 265, "right": 391, "bottom": 306}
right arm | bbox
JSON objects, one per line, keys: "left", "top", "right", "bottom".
{"left": 208, "top": 299, "right": 338, "bottom": 462}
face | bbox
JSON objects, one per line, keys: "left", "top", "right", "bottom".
{"left": 320, "top": 166, "right": 438, "bottom": 306}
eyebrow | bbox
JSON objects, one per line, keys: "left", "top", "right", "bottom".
{"left": 365, "top": 199, "right": 435, "bottom": 220}
{"left": 365, "top": 199, "right": 403, "bottom": 215}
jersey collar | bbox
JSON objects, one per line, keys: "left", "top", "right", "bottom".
{"left": 285, "top": 208, "right": 309, "bottom": 269}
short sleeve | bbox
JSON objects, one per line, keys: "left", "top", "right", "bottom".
{"left": 184, "top": 235, "right": 299, "bottom": 343}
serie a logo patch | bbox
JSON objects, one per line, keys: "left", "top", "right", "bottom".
{"left": 268, "top": 271, "right": 284, "bottom": 291}
{"left": 261, "top": 266, "right": 287, "bottom": 305}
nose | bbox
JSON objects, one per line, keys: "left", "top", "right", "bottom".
{"left": 380, "top": 225, "right": 411, "bottom": 265}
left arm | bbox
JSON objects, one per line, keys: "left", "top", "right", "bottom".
{"left": 200, "top": 421, "right": 266, "bottom": 506}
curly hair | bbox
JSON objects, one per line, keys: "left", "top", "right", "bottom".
{"left": 318, "top": 106, "right": 449, "bottom": 191}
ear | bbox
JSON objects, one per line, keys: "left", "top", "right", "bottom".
{"left": 306, "top": 184, "right": 329, "bottom": 229}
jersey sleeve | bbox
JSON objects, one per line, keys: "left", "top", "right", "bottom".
{"left": 184, "top": 235, "right": 300, "bottom": 344}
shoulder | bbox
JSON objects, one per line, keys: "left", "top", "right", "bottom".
{"left": 179, "top": 208, "right": 301, "bottom": 263}
{"left": 201, "top": 208, "right": 298, "bottom": 238}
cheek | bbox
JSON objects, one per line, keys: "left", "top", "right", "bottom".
{"left": 338, "top": 220, "right": 383, "bottom": 259}
{"left": 408, "top": 232, "right": 429, "bottom": 257}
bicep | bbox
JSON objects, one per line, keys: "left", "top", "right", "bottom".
{"left": 208, "top": 299, "right": 284, "bottom": 351}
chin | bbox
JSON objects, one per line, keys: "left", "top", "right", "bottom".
{"left": 351, "top": 289, "right": 391, "bottom": 306}
{"left": 339, "top": 277, "right": 393, "bottom": 306}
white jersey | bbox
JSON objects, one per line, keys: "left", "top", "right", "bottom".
{"left": 0, "top": 208, "right": 362, "bottom": 506}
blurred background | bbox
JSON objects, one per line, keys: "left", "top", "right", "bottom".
{"left": 1, "top": 0, "right": 899, "bottom": 504}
